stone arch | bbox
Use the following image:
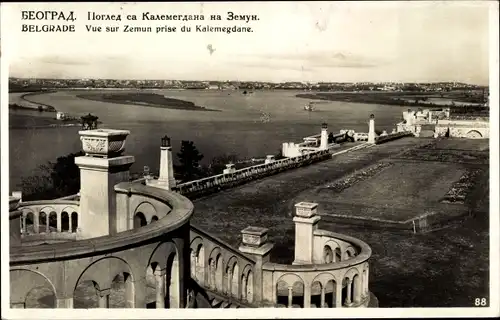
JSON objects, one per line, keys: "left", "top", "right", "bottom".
{"left": 310, "top": 281, "right": 323, "bottom": 308}
{"left": 10, "top": 268, "right": 57, "bottom": 309}
{"left": 24, "top": 211, "right": 35, "bottom": 234}
{"left": 323, "top": 245, "right": 333, "bottom": 264}
{"left": 311, "top": 272, "right": 337, "bottom": 308}
{"left": 133, "top": 212, "right": 147, "bottom": 229}
{"left": 276, "top": 273, "right": 305, "bottom": 308}
{"left": 341, "top": 267, "right": 360, "bottom": 307}
{"left": 74, "top": 256, "right": 135, "bottom": 295}
{"left": 147, "top": 241, "right": 179, "bottom": 309}
{"left": 208, "top": 247, "right": 223, "bottom": 292}
{"left": 39, "top": 211, "right": 47, "bottom": 233}
{"left": 71, "top": 212, "right": 78, "bottom": 232}
{"left": 241, "top": 264, "right": 253, "bottom": 302}
{"left": 466, "top": 130, "right": 483, "bottom": 139}
{"left": 225, "top": 256, "right": 239, "bottom": 298}
{"left": 48, "top": 211, "right": 57, "bottom": 232}
{"left": 150, "top": 215, "right": 159, "bottom": 223}
{"left": 325, "top": 279, "right": 338, "bottom": 308}
{"left": 189, "top": 237, "right": 205, "bottom": 284}
{"left": 61, "top": 211, "right": 70, "bottom": 232}
{"left": 134, "top": 201, "right": 158, "bottom": 224}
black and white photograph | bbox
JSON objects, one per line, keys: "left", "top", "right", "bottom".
{"left": 1, "top": 1, "right": 498, "bottom": 318}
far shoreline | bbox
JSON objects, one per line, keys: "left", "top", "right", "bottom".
{"left": 75, "top": 92, "right": 221, "bottom": 112}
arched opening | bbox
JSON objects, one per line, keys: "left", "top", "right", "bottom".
{"left": 276, "top": 276, "right": 304, "bottom": 308}
{"left": 71, "top": 212, "right": 78, "bottom": 232}
{"left": 334, "top": 247, "right": 342, "bottom": 262}
{"left": 231, "top": 263, "right": 239, "bottom": 298}
{"left": 323, "top": 246, "right": 333, "bottom": 264}
{"left": 215, "top": 254, "right": 223, "bottom": 292}
{"left": 74, "top": 280, "right": 99, "bottom": 308}
{"left": 48, "top": 211, "right": 57, "bottom": 232}
{"left": 151, "top": 215, "right": 159, "bottom": 222}
{"left": 25, "top": 212, "right": 34, "bottom": 234}
{"left": 310, "top": 281, "right": 323, "bottom": 308}
{"left": 341, "top": 278, "right": 349, "bottom": 307}
{"left": 109, "top": 273, "right": 134, "bottom": 308}
{"left": 133, "top": 212, "right": 147, "bottom": 229}
{"left": 243, "top": 269, "right": 253, "bottom": 303}
{"left": 25, "top": 286, "right": 56, "bottom": 308}
{"left": 61, "top": 212, "right": 69, "bottom": 232}
{"left": 166, "top": 252, "right": 180, "bottom": 308}
{"left": 73, "top": 257, "right": 135, "bottom": 308}
{"left": 145, "top": 263, "right": 159, "bottom": 308}
{"left": 325, "top": 279, "right": 337, "bottom": 308}
{"left": 39, "top": 212, "right": 47, "bottom": 233}
{"left": 195, "top": 245, "right": 205, "bottom": 286}
{"left": 352, "top": 274, "right": 362, "bottom": 304}
{"left": 10, "top": 269, "right": 57, "bottom": 309}
{"left": 466, "top": 130, "right": 483, "bottom": 139}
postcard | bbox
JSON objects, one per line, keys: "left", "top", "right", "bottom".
{"left": 1, "top": 1, "right": 498, "bottom": 319}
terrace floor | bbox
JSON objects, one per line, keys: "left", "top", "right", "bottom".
{"left": 192, "top": 137, "right": 490, "bottom": 307}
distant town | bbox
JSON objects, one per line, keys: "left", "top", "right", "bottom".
{"left": 9, "top": 77, "right": 488, "bottom": 93}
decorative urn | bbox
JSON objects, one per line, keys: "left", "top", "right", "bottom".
{"left": 79, "top": 129, "right": 130, "bottom": 158}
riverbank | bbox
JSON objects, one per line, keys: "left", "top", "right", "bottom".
{"left": 76, "top": 92, "right": 220, "bottom": 112}
{"left": 297, "top": 91, "right": 488, "bottom": 111}
{"left": 9, "top": 112, "right": 88, "bottom": 129}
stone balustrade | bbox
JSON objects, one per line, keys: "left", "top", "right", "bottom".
{"left": 9, "top": 183, "right": 194, "bottom": 309}
{"left": 17, "top": 201, "right": 81, "bottom": 242}
{"left": 174, "top": 149, "right": 331, "bottom": 199}
{"left": 375, "top": 131, "right": 413, "bottom": 144}
{"left": 261, "top": 230, "right": 372, "bottom": 308}
{"left": 189, "top": 225, "right": 258, "bottom": 304}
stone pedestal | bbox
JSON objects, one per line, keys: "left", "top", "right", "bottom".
{"left": 293, "top": 202, "right": 321, "bottom": 265}
{"left": 223, "top": 163, "right": 236, "bottom": 174}
{"left": 264, "top": 155, "right": 275, "bottom": 164}
{"left": 75, "top": 129, "right": 134, "bottom": 238}
{"left": 239, "top": 226, "right": 274, "bottom": 304}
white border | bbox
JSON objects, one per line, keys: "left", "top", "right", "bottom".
{"left": 1, "top": 1, "right": 499, "bottom": 319}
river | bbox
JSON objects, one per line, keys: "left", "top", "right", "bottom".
{"left": 9, "top": 89, "right": 408, "bottom": 191}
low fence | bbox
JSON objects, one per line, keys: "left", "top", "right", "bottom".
{"left": 173, "top": 149, "right": 331, "bottom": 199}
{"left": 375, "top": 131, "right": 413, "bottom": 145}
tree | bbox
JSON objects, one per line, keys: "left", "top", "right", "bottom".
{"left": 175, "top": 140, "right": 204, "bottom": 181}
{"left": 206, "top": 154, "right": 239, "bottom": 176}
{"left": 21, "top": 151, "right": 84, "bottom": 201}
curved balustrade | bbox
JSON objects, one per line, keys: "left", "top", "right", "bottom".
{"left": 261, "top": 230, "right": 372, "bottom": 308}
{"left": 18, "top": 201, "right": 81, "bottom": 241}
{"left": 189, "top": 225, "right": 257, "bottom": 304}
{"left": 9, "top": 183, "right": 194, "bottom": 309}
{"left": 175, "top": 149, "right": 331, "bottom": 198}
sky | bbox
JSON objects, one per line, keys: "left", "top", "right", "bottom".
{"left": 1, "top": 1, "right": 493, "bottom": 84}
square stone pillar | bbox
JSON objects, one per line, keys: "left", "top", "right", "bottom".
{"left": 75, "top": 129, "right": 135, "bottom": 239}
{"left": 239, "top": 226, "right": 274, "bottom": 304}
{"left": 223, "top": 163, "right": 236, "bottom": 174}
{"left": 293, "top": 202, "right": 321, "bottom": 265}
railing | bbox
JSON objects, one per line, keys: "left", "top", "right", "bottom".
{"left": 17, "top": 201, "right": 81, "bottom": 242}
{"left": 189, "top": 224, "right": 258, "bottom": 304}
{"left": 174, "top": 149, "right": 331, "bottom": 199}
{"left": 375, "top": 131, "right": 413, "bottom": 144}
{"left": 261, "top": 230, "right": 371, "bottom": 308}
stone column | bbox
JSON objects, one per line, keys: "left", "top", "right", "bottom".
{"left": 335, "top": 282, "right": 342, "bottom": 308}
{"left": 227, "top": 269, "right": 233, "bottom": 296}
{"left": 320, "top": 287, "right": 325, "bottom": 308}
{"left": 239, "top": 226, "right": 274, "bottom": 304}
{"left": 98, "top": 289, "right": 110, "bottom": 308}
{"left": 155, "top": 270, "right": 165, "bottom": 308}
{"left": 210, "top": 260, "right": 216, "bottom": 290}
{"left": 287, "top": 286, "right": 293, "bottom": 308}
{"left": 292, "top": 202, "right": 320, "bottom": 265}
{"left": 75, "top": 129, "right": 134, "bottom": 238}
{"left": 368, "top": 114, "right": 376, "bottom": 144}
{"left": 345, "top": 280, "right": 352, "bottom": 306}
{"left": 56, "top": 212, "right": 61, "bottom": 232}
{"left": 56, "top": 297, "right": 73, "bottom": 308}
